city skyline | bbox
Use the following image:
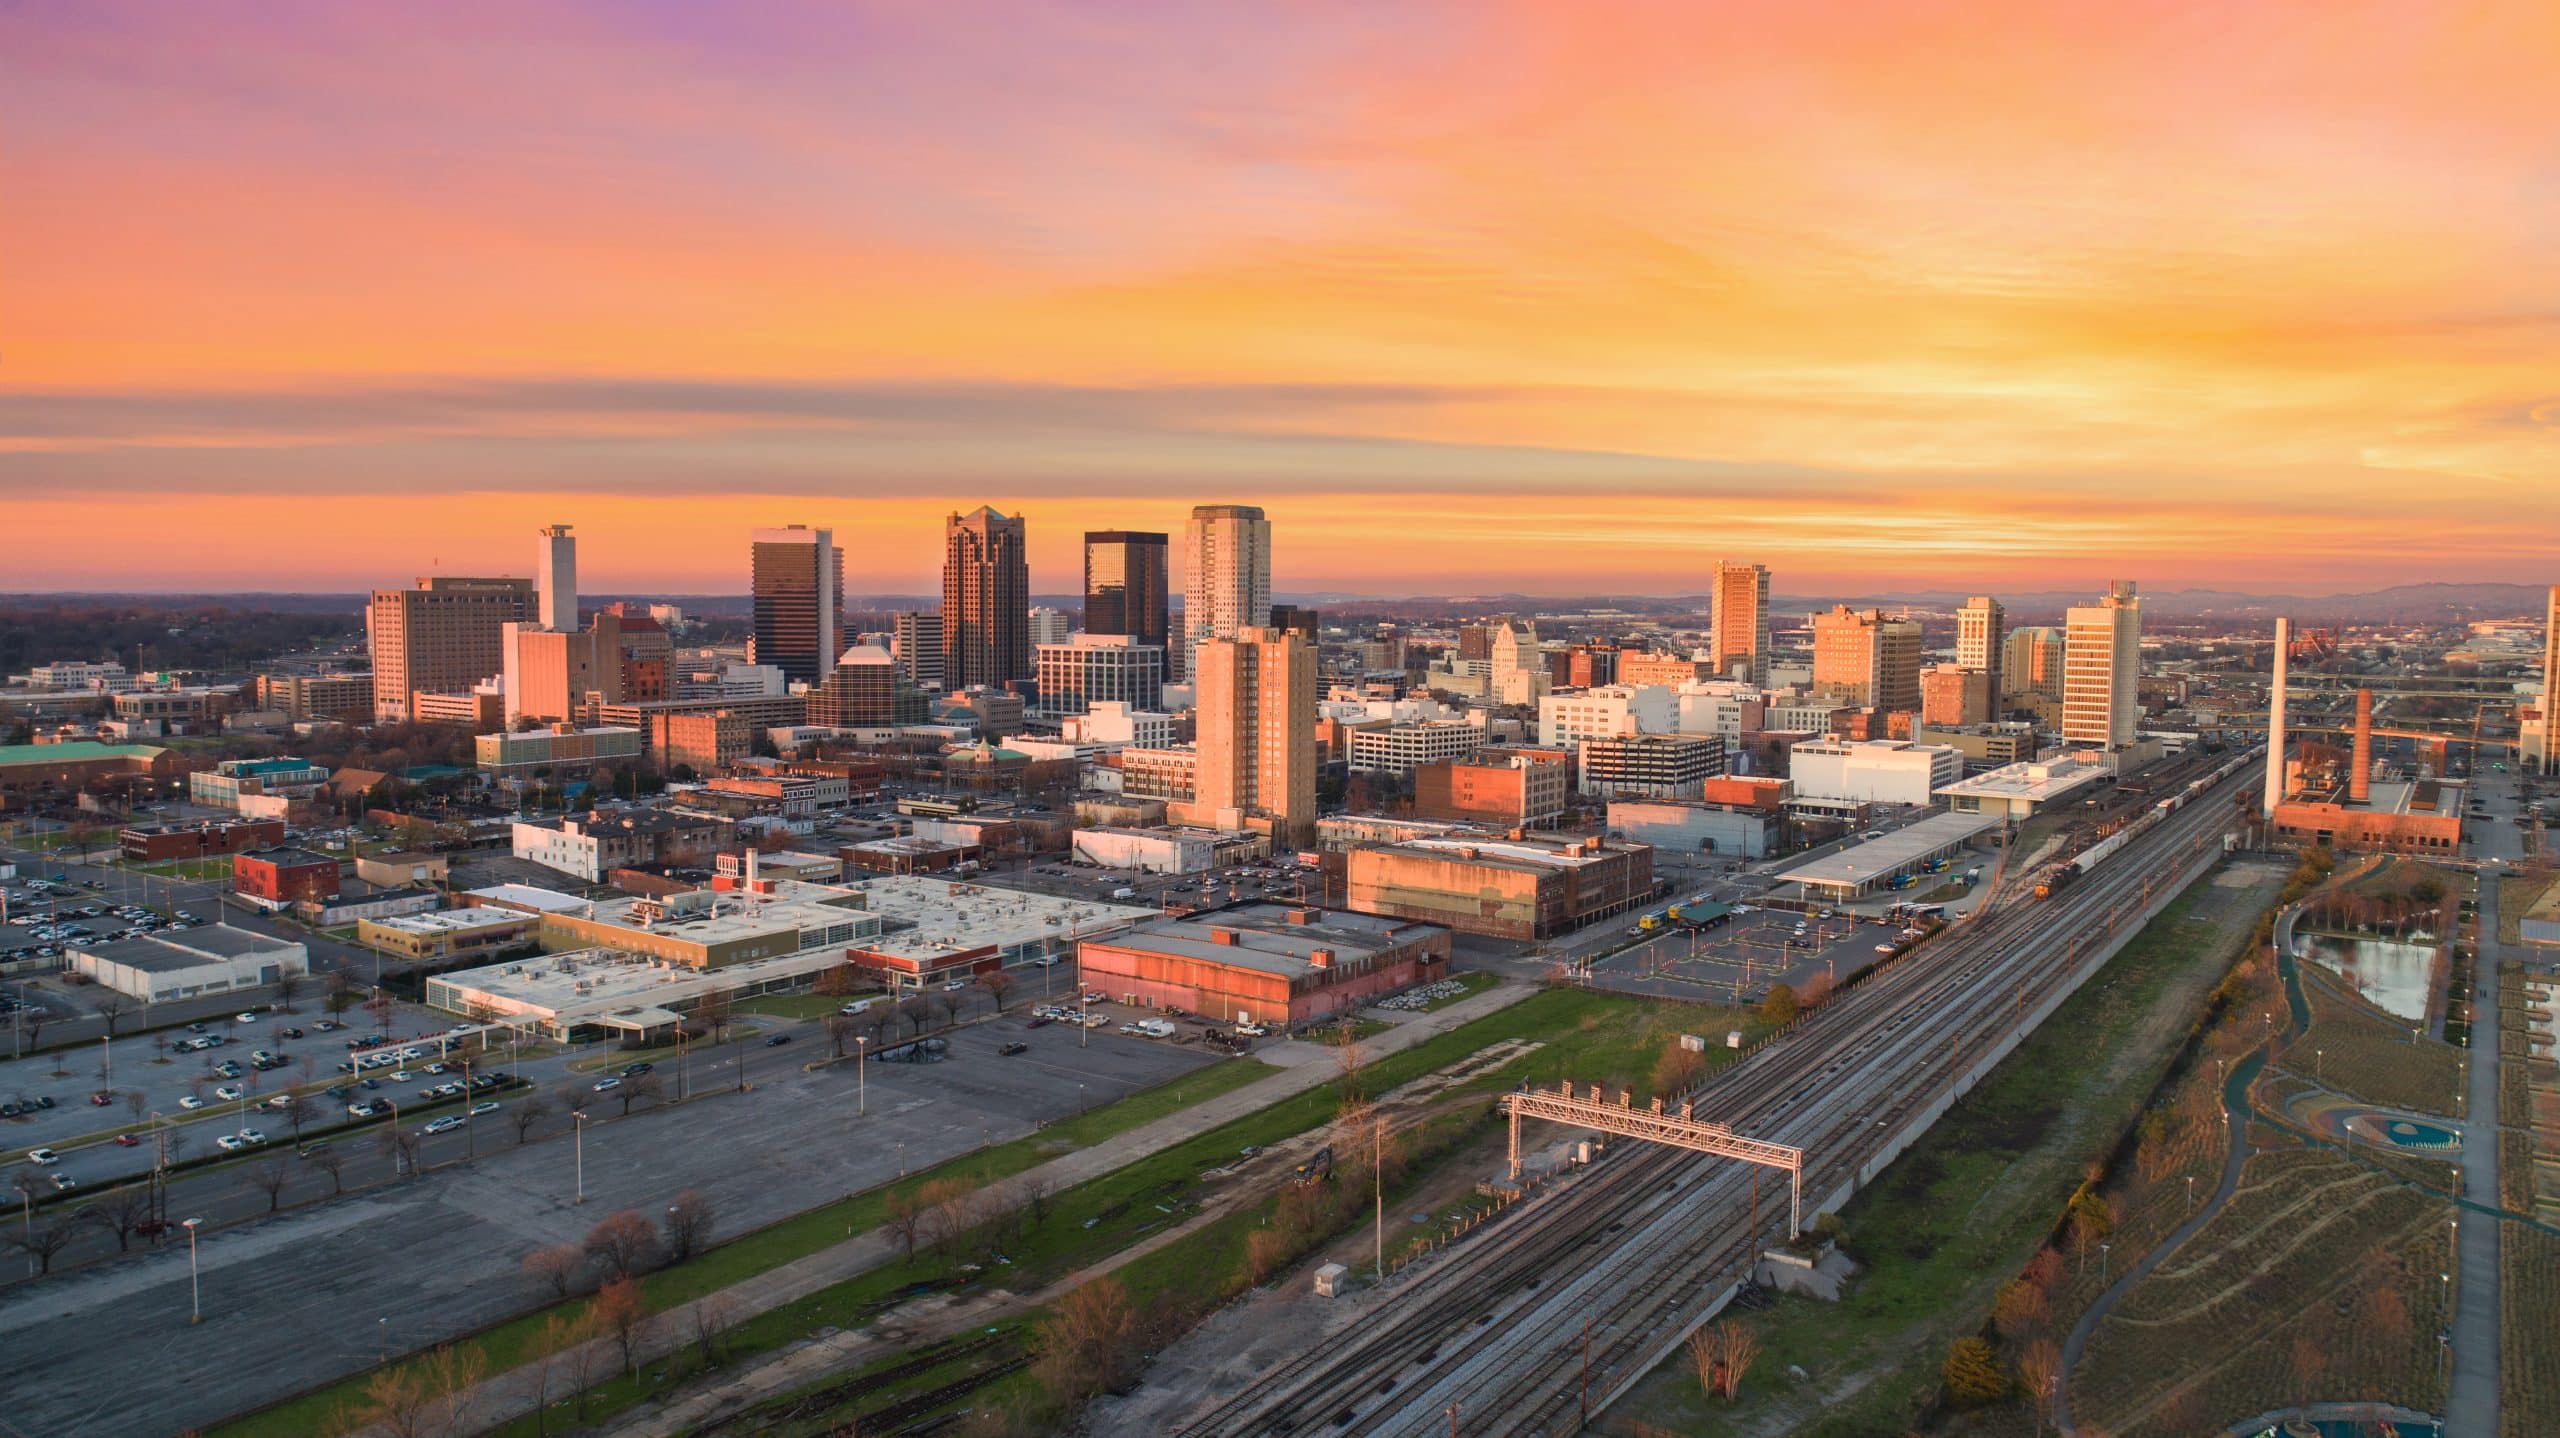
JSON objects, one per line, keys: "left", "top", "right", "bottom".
{"left": 7, "top": 3, "right": 2559, "bottom": 592}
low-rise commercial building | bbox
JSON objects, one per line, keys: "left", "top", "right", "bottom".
{"left": 476, "top": 725, "right": 645, "bottom": 778}
{"left": 1775, "top": 811, "right": 1997, "bottom": 901}
{"left": 1076, "top": 904, "right": 1452, "bottom": 1028}
{"left": 837, "top": 878, "right": 1154, "bottom": 991}
{"left": 844, "top": 836, "right": 981, "bottom": 874}
{"left": 1411, "top": 753, "right": 1570, "bottom": 827}
{"left": 1787, "top": 737, "right": 1963, "bottom": 806}
{"left": 189, "top": 756, "right": 330, "bottom": 810}
{"left": 1344, "top": 833, "right": 1654, "bottom": 939}
{"left": 232, "top": 847, "right": 342, "bottom": 904}
{"left": 0, "top": 740, "right": 178, "bottom": 799}
{"left": 1605, "top": 800, "right": 1774, "bottom": 860}
{"left": 1347, "top": 721, "right": 1485, "bottom": 777}
{"left": 354, "top": 850, "right": 451, "bottom": 887}
{"left": 511, "top": 808, "right": 723, "bottom": 881}
{"left": 119, "top": 817, "right": 286, "bottom": 862}
{"left": 75, "top": 926, "right": 308, "bottom": 1002}
{"left": 300, "top": 887, "right": 438, "bottom": 926}
{"left": 1577, "top": 733, "right": 1728, "bottom": 800}
{"left": 1071, "top": 825, "right": 1219, "bottom": 874}
{"left": 356, "top": 907, "right": 541, "bottom": 963}
{"left": 1937, "top": 753, "right": 2109, "bottom": 819}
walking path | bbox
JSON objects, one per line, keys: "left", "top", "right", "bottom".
{"left": 343, "top": 980, "right": 1536, "bottom": 1438}
{"left": 2448, "top": 877, "right": 2504, "bottom": 1438}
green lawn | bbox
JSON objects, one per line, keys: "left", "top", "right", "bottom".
{"left": 1609, "top": 861, "right": 2286, "bottom": 1436}
{"left": 731, "top": 993, "right": 859, "bottom": 1021}
{"left": 1418, "top": 969, "right": 1501, "bottom": 1011}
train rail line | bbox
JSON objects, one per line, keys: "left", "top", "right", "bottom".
{"left": 1160, "top": 751, "right": 2257, "bottom": 1437}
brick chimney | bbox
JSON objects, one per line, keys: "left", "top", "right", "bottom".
{"left": 2350, "top": 688, "right": 2373, "bottom": 804}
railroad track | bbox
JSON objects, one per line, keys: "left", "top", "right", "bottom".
{"left": 1161, "top": 756, "right": 2256, "bottom": 1438}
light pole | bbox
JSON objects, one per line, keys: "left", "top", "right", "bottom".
{"left": 856, "top": 1036, "right": 867, "bottom": 1115}
{"left": 182, "top": 1216, "right": 203, "bottom": 1323}
{"left": 573, "top": 1109, "right": 586, "bottom": 1204}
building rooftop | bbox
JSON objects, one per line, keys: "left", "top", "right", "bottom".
{"left": 84, "top": 925, "right": 297, "bottom": 971}
{"left": 365, "top": 908, "right": 535, "bottom": 937}
{"left": 843, "top": 875, "right": 1152, "bottom": 962}
{"left": 1775, "top": 812, "right": 1998, "bottom": 892}
{"left": 1370, "top": 833, "right": 1639, "bottom": 873}
{"left": 1937, "top": 754, "right": 2111, "bottom": 804}
{"left": 237, "top": 846, "right": 340, "bottom": 868}
{"left": 464, "top": 883, "right": 594, "bottom": 914}
{"left": 0, "top": 741, "right": 166, "bottom": 766}
{"left": 1094, "top": 904, "right": 1439, "bottom": 980}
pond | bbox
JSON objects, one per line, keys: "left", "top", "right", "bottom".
{"left": 2295, "top": 931, "right": 2436, "bottom": 1022}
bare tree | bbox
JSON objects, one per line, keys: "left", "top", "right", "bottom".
{"left": 325, "top": 969, "right": 356, "bottom": 1015}
{"left": 896, "top": 996, "right": 933, "bottom": 1039}
{"left": 10, "top": 1216, "right": 80, "bottom": 1276}
{"left": 977, "top": 969, "right": 1015, "bottom": 1013}
{"left": 523, "top": 1311, "right": 588, "bottom": 1438}
{"left": 690, "top": 1293, "right": 737, "bottom": 1367}
{"left": 95, "top": 994, "right": 126, "bottom": 1037}
{"left": 692, "top": 990, "right": 734, "bottom": 1044}
{"left": 281, "top": 1093, "right": 318, "bottom": 1143}
{"left": 245, "top": 1155, "right": 292, "bottom": 1212}
{"left": 884, "top": 1187, "right": 927, "bottom": 1263}
{"left": 124, "top": 1088, "right": 147, "bottom": 1125}
{"left": 1021, "top": 1172, "right": 1055, "bottom": 1228}
{"left": 512, "top": 1093, "right": 551, "bottom": 1144}
{"left": 1688, "top": 1319, "right": 1761, "bottom": 1401}
{"left": 81, "top": 1185, "right": 155, "bottom": 1251}
{"left": 823, "top": 1014, "right": 855, "bottom": 1058}
{"left": 306, "top": 1143, "right": 347, "bottom": 1195}
{"left": 333, "top": 1341, "right": 487, "bottom": 1438}
{"left": 274, "top": 970, "right": 304, "bottom": 1013}
{"left": 582, "top": 1208, "right": 658, "bottom": 1279}
{"left": 522, "top": 1242, "right": 585, "bottom": 1299}
{"left": 616, "top": 1071, "right": 663, "bottom": 1117}
{"left": 592, "top": 1276, "right": 650, "bottom": 1378}
{"left": 1331, "top": 1018, "right": 1367, "bottom": 1099}
{"left": 662, "top": 1189, "right": 716, "bottom": 1263}
{"left": 375, "top": 1124, "right": 424, "bottom": 1180}
{"left": 1031, "top": 1277, "right": 1142, "bottom": 1406}
{"left": 2015, "top": 1338, "right": 2062, "bottom": 1422}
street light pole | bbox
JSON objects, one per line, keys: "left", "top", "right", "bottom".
{"left": 856, "top": 1036, "right": 867, "bottom": 1115}
{"left": 183, "top": 1217, "right": 202, "bottom": 1323}
{"left": 573, "top": 1110, "right": 586, "bottom": 1203}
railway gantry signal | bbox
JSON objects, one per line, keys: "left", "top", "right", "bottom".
{"left": 1500, "top": 1081, "right": 1808, "bottom": 1238}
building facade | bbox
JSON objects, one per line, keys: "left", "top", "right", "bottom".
{"left": 941, "top": 506, "right": 1032, "bottom": 688}
{"left": 368, "top": 576, "right": 535, "bottom": 722}
{"left": 1083, "top": 530, "right": 1172, "bottom": 666}
{"left": 749, "top": 525, "right": 844, "bottom": 687}
{"left": 2003, "top": 627, "right": 2065, "bottom": 702}
{"left": 2063, "top": 580, "right": 2142, "bottom": 749}
{"left": 1034, "top": 634, "right": 1168, "bottom": 718}
{"left": 1183, "top": 503, "right": 1271, "bottom": 677}
{"left": 1957, "top": 595, "right": 2005, "bottom": 683}
{"left": 1347, "top": 721, "right": 1486, "bottom": 777}
{"left": 1576, "top": 732, "right": 1729, "bottom": 799}
{"left": 1811, "top": 606, "right": 1923, "bottom": 712}
{"left": 1411, "top": 754, "right": 1570, "bottom": 826}
{"left": 1710, "top": 561, "right": 1771, "bottom": 684}
{"left": 1787, "top": 737, "right": 1962, "bottom": 805}
{"left": 1076, "top": 904, "right": 1451, "bottom": 1028}
{"left": 1344, "top": 834, "right": 1653, "bottom": 939}
{"left": 806, "top": 646, "right": 930, "bottom": 727}
{"left": 1187, "top": 626, "right": 1316, "bottom": 845}
{"left": 891, "top": 611, "right": 945, "bottom": 690}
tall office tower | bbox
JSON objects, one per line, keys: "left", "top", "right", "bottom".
{"left": 1191, "top": 626, "right": 1318, "bottom": 847}
{"left": 1956, "top": 595, "right": 2005, "bottom": 684}
{"left": 1026, "top": 606, "right": 1071, "bottom": 648}
{"left": 2538, "top": 585, "right": 2560, "bottom": 775}
{"left": 1810, "top": 605, "right": 1923, "bottom": 711}
{"left": 367, "top": 576, "right": 535, "bottom": 721}
{"left": 2063, "top": 580, "right": 2143, "bottom": 749}
{"left": 891, "top": 611, "right": 945, "bottom": 690}
{"left": 1710, "top": 561, "right": 1771, "bottom": 684}
{"left": 1082, "top": 530, "right": 1170, "bottom": 658}
{"left": 1266, "top": 604, "right": 1321, "bottom": 643}
{"left": 750, "top": 525, "right": 843, "bottom": 687}
{"left": 1183, "top": 503, "right": 1271, "bottom": 676}
{"left": 942, "top": 506, "right": 1031, "bottom": 688}
{"left": 2003, "top": 626, "right": 2066, "bottom": 700}
{"left": 503, "top": 610, "right": 625, "bottom": 723}
{"left": 535, "top": 524, "right": 578, "bottom": 631}
{"left": 1488, "top": 619, "right": 1548, "bottom": 704}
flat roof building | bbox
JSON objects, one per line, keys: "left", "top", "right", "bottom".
{"left": 368, "top": 576, "right": 534, "bottom": 722}
{"left": 75, "top": 926, "right": 308, "bottom": 1003}
{"left": 1077, "top": 903, "right": 1451, "bottom": 1028}
{"left": 1938, "top": 753, "right": 2110, "bottom": 818}
{"left": 1775, "top": 812, "right": 1998, "bottom": 900}
{"left": 1345, "top": 832, "right": 1654, "bottom": 939}
{"left": 1788, "top": 737, "right": 1962, "bottom": 806}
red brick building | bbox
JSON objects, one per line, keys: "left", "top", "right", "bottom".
{"left": 232, "top": 847, "right": 342, "bottom": 904}
{"left": 1412, "top": 754, "right": 1569, "bottom": 827}
{"left": 120, "top": 817, "right": 286, "bottom": 863}
{"left": 1076, "top": 904, "right": 1451, "bottom": 1028}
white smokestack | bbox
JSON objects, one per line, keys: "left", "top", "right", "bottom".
{"left": 2264, "top": 617, "right": 2289, "bottom": 817}
{"left": 537, "top": 524, "right": 578, "bottom": 631}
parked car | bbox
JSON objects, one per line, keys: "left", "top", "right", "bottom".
{"left": 619, "top": 1061, "right": 653, "bottom": 1076}
{"left": 592, "top": 1076, "right": 622, "bottom": 1092}
{"left": 469, "top": 1100, "right": 500, "bottom": 1116}
{"left": 421, "top": 1116, "right": 465, "bottom": 1135}
{"left": 26, "top": 1148, "right": 60, "bottom": 1166}
{"left": 178, "top": 1095, "right": 205, "bottom": 1111}
{"left": 763, "top": 1033, "right": 792, "bottom": 1047}
{"left": 214, "top": 1085, "right": 245, "bottom": 1102}
{"left": 998, "top": 1041, "right": 1028, "bottom": 1056}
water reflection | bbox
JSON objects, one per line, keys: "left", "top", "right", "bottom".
{"left": 2296, "top": 933, "right": 2434, "bottom": 1021}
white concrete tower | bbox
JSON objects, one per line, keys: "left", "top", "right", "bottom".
{"left": 2264, "top": 616, "right": 2289, "bottom": 817}
{"left": 537, "top": 524, "right": 578, "bottom": 631}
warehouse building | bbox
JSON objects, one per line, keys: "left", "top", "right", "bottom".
{"left": 1076, "top": 904, "right": 1451, "bottom": 1028}
{"left": 1344, "top": 832, "right": 1654, "bottom": 939}
{"left": 1604, "top": 800, "right": 1775, "bottom": 859}
{"left": 75, "top": 926, "right": 308, "bottom": 1003}
{"left": 356, "top": 907, "right": 541, "bottom": 963}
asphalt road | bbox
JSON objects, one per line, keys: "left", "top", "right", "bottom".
{"left": 0, "top": 1009, "right": 1219, "bottom": 1438}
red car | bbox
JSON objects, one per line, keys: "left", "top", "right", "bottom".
{"left": 88, "top": 1090, "right": 116, "bottom": 1107}
{"left": 114, "top": 1133, "right": 143, "bottom": 1147}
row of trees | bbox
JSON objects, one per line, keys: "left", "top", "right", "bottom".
{"left": 518, "top": 1191, "right": 719, "bottom": 1301}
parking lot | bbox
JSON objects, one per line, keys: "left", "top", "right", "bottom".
{"left": 1584, "top": 906, "right": 1915, "bottom": 1004}
{"left": 0, "top": 1007, "right": 1226, "bottom": 1438}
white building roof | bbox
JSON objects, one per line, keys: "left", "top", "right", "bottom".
{"left": 1937, "top": 754, "right": 2111, "bottom": 805}
{"left": 1775, "top": 812, "right": 1998, "bottom": 893}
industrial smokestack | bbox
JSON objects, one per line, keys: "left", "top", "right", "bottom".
{"left": 2264, "top": 618, "right": 2289, "bottom": 817}
{"left": 2351, "top": 688, "right": 2373, "bottom": 803}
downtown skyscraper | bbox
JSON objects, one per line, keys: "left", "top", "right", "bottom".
{"left": 749, "top": 525, "right": 843, "bottom": 687}
{"left": 2063, "top": 580, "right": 2143, "bottom": 749}
{"left": 1709, "top": 561, "right": 1770, "bottom": 685}
{"left": 942, "top": 506, "right": 1031, "bottom": 688}
{"left": 1084, "top": 530, "right": 1171, "bottom": 663}
{"left": 1183, "top": 503, "right": 1270, "bottom": 679}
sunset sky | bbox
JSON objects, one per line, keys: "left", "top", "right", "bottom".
{"left": 5, "top": 1, "right": 2556, "bottom": 597}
